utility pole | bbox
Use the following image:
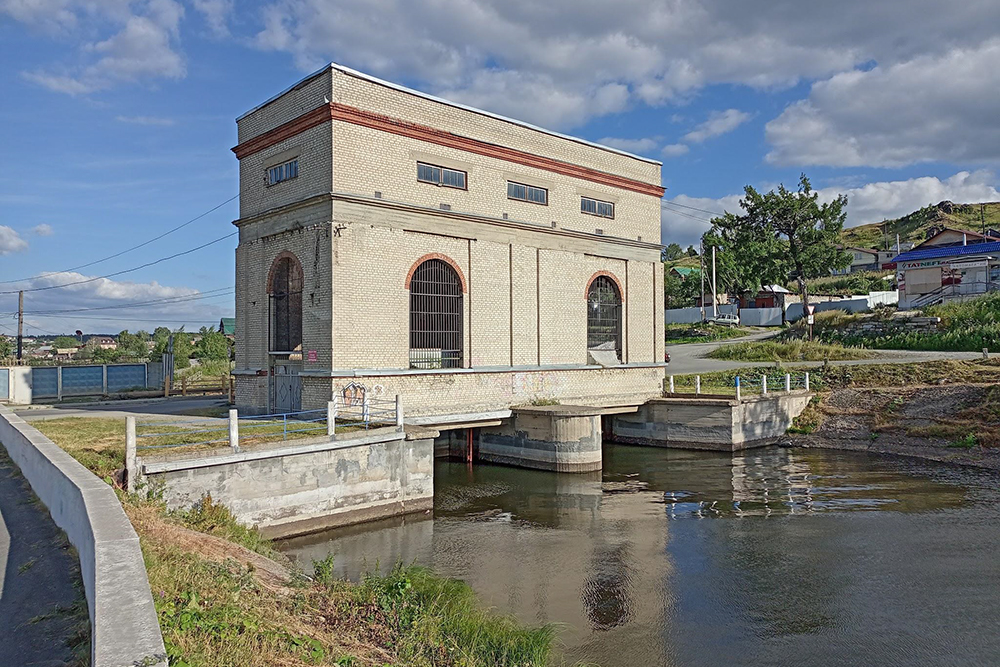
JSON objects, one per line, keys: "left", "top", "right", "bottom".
{"left": 16, "top": 290, "right": 23, "bottom": 361}
{"left": 711, "top": 246, "right": 718, "bottom": 319}
{"left": 699, "top": 240, "right": 706, "bottom": 322}
{"left": 982, "top": 203, "right": 986, "bottom": 240}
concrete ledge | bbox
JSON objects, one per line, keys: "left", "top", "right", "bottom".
{"left": 260, "top": 496, "right": 434, "bottom": 539}
{"left": 0, "top": 405, "right": 167, "bottom": 667}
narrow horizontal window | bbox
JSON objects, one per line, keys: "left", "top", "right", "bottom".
{"left": 266, "top": 159, "right": 299, "bottom": 186}
{"left": 417, "top": 162, "right": 466, "bottom": 189}
{"left": 507, "top": 181, "right": 547, "bottom": 206}
{"left": 581, "top": 196, "right": 614, "bottom": 219}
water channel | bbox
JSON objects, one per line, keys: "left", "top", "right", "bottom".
{"left": 280, "top": 446, "right": 1000, "bottom": 666}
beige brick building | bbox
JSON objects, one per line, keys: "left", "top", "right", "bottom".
{"left": 232, "top": 63, "right": 666, "bottom": 423}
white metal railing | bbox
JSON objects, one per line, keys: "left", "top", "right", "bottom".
{"left": 667, "top": 372, "right": 811, "bottom": 401}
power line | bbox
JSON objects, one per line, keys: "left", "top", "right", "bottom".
{"left": 29, "top": 315, "right": 225, "bottom": 324}
{"left": 664, "top": 200, "right": 726, "bottom": 217}
{"left": 26, "top": 288, "right": 234, "bottom": 315}
{"left": 0, "top": 194, "right": 238, "bottom": 285}
{"left": 24, "top": 322, "right": 60, "bottom": 336}
{"left": 0, "top": 232, "right": 237, "bottom": 296}
{"left": 661, "top": 203, "right": 715, "bottom": 224}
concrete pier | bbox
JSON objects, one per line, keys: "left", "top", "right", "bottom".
{"left": 477, "top": 405, "right": 604, "bottom": 472}
{"left": 141, "top": 426, "right": 437, "bottom": 539}
{"left": 611, "top": 391, "right": 813, "bottom": 451}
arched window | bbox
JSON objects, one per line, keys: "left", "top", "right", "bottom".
{"left": 409, "top": 258, "right": 463, "bottom": 368}
{"left": 268, "top": 254, "right": 303, "bottom": 353}
{"left": 587, "top": 275, "right": 622, "bottom": 362}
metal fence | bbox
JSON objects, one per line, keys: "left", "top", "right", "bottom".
{"left": 29, "top": 363, "right": 151, "bottom": 399}
{"left": 0, "top": 368, "right": 8, "bottom": 401}
{"left": 665, "top": 304, "right": 739, "bottom": 324}
{"left": 126, "top": 395, "right": 405, "bottom": 466}
{"left": 667, "top": 371, "right": 811, "bottom": 399}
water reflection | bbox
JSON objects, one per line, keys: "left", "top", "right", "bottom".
{"left": 281, "top": 446, "right": 1000, "bottom": 667}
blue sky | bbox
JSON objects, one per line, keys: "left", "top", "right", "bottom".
{"left": 1, "top": 0, "right": 999, "bottom": 334}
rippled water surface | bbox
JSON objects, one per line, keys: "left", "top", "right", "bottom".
{"left": 281, "top": 446, "right": 1000, "bottom": 666}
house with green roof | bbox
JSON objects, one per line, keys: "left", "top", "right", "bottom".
{"left": 669, "top": 266, "right": 701, "bottom": 281}
{"left": 218, "top": 317, "right": 236, "bottom": 338}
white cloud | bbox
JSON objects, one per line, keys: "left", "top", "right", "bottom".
{"left": 596, "top": 136, "right": 660, "bottom": 153}
{"left": 11, "top": 0, "right": 186, "bottom": 95}
{"left": 248, "top": 0, "right": 1000, "bottom": 132}
{"left": 31, "top": 224, "right": 54, "bottom": 236}
{"left": 116, "top": 115, "right": 176, "bottom": 126}
{"left": 661, "top": 144, "right": 690, "bottom": 157}
{"left": 0, "top": 273, "right": 232, "bottom": 333}
{"left": 766, "top": 40, "right": 1000, "bottom": 167}
{"left": 192, "top": 0, "right": 232, "bottom": 37}
{"left": 682, "top": 109, "right": 752, "bottom": 143}
{"left": 0, "top": 226, "right": 29, "bottom": 255}
{"left": 660, "top": 170, "right": 1000, "bottom": 247}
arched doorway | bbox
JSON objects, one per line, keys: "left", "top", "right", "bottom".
{"left": 268, "top": 253, "right": 303, "bottom": 412}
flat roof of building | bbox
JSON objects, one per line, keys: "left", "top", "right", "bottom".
{"left": 893, "top": 240, "right": 1000, "bottom": 263}
{"left": 237, "top": 63, "right": 663, "bottom": 167}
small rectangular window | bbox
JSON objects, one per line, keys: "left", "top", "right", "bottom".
{"left": 507, "top": 181, "right": 547, "bottom": 205}
{"left": 267, "top": 159, "right": 299, "bottom": 186}
{"left": 581, "top": 196, "right": 614, "bottom": 219}
{"left": 417, "top": 162, "right": 466, "bottom": 189}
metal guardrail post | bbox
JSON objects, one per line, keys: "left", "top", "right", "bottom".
{"left": 228, "top": 409, "right": 240, "bottom": 452}
{"left": 125, "top": 416, "right": 137, "bottom": 493}
{"left": 57, "top": 366, "right": 63, "bottom": 401}
{"left": 395, "top": 394, "right": 404, "bottom": 431}
{"left": 327, "top": 400, "right": 337, "bottom": 437}
{"left": 762, "top": 375, "right": 767, "bottom": 395}
{"left": 805, "top": 372, "right": 810, "bottom": 391}
{"left": 102, "top": 365, "right": 108, "bottom": 395}
{"left": 785, "top": 373, "right": 791, "bottom": 393}
{"left": 735, "top": 376, "right": 741, "bottom": 402}
{"left": 363, "top": 394, "right": 371, "bottom": 426}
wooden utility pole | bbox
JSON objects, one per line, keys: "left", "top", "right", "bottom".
{"left": 16, "top": 290, "right": 23, "bottom": 361}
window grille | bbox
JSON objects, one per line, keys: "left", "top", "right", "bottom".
{"left": 409, "top": 259, "right": 463, "bottom": 369}
{"left": 269, "top": 256, "right": 303, "bottom": 353}
{"left": 266, "top": 159, "right": 299, "bottom": 186}
{"left": 587, "top": 276, "right": 622, "bottom": 361}
{"left": 507, "top": 181, "right": 547, "bottom": 205}
{"left": 417, "top": 162, "right": 467, "bottom": 189}
{"left": 581, "top": 196, "right": 615, "bottom": 219}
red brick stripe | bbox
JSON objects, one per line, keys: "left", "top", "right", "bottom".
{"left": 585, "top": 270, "right": 624, "bottom": 299}
{"left": 233, "top": 103, "right": 665, "bottom": 198}
{"left": 404, "top": 253, "right": 468, "bottom": 293}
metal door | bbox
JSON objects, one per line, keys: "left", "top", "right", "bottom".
{"left": 271, "top": 363, "right": 301, "bottom": 413}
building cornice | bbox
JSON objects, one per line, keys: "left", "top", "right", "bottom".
{"left": 233, "top": 191, "right": 664, "bottom": 253}
{"left": 233, "top": 102, "right": 666, "bottom": 198}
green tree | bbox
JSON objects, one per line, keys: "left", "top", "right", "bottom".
{"left": 686, "top": 245, "right": 699, "bottom": 257}
{"left": 663, "top": 265, "right": 701, "bottom": 308}
{"left": 53, "top": 335, "right": 80, "bottom": 349}
{"left": 0, "top": 336, "right": 12, "bottom": 359}
{"left": 661, "top": 243, "right": 684, "bottom": 262}
{"left": 116, "top": 330, "right": 150, "bottom": 359}
{"left": 151, "top": 328, "right": 192, "bottom": 370}
{"left": 195, "top": 327, "right": 231, "bottom": 361}
{"left": 706, "top": 174, "right": 851, "bottom": 311}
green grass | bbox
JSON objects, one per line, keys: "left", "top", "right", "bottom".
{"left": 797, "top": 271, "right": 893, "bottom": 296}
{"left": 706, "top": 340, "right": 874, "bottom": 362}
{"left": 665, "top": 323, "right": 753, "bottom": 345}
{"left": 39, "top": 418, "right": 558, "bottom": 667}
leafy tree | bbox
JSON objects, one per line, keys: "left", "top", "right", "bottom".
{"left": 661, "top": 243, "right": 684, "bottom": 262}
{"left": 195, "top": 327, "right": 232, "bottom": 361}
{"left": 706, "top": 174, "right": 851, "bottom": 311}
{"left": 53, "top": 336, "right": 80, "bottom": 349}
{"left": 686, "top": 245, "right": 699, "bottom": 257}
{"left": 116, "top": 330, "right": 150, "bottom": 359}
{"left": 663, "top": 265, "right": 701, "bottom": 308}
{"left": 0, "top": 336, "right": 12, "bottom": 359}
{"left": 151, "top": 328, "right": 192, "bottom": 370}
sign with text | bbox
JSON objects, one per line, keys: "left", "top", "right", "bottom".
{"left": 951, "top": 260, "right": 989, "bottom": 270}
{"left": 307, "top": 349, "right": 318, "bottom": 362}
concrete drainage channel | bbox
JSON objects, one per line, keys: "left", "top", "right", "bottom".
{"left": 0, "top": 405, "right": 167, "bottom": 667}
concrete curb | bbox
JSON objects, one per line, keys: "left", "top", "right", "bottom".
{"left": 0, "top": 404, "right": 167, "bottom": 667}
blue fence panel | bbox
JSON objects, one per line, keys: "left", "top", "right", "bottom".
{"left": 62, "top": 365, "right": 104, "bottom": 396}
{"left": 32, "top": 367, "right": 58, "bottom": 398}
{"left": 146, "top": 362, "right": 163, "bottom": 390}
{"left": 0, "top": 369, "right": 8, "bottom": 400}
{"left": 107, "top": 364, "right": 147, "bottom": 392}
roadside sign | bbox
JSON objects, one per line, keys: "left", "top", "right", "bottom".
{"left": 805, "top": 304, "right": 816, "bottom": 315}
{"left": 807, "top": 314, "right": 815, "bottom": 325}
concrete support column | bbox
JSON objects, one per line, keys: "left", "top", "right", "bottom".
{"left": 228, "top": 409, "right": 240, "bottom": 452}
{"left": 478, "top": 405, "right": 604, "bottom": 473}
{"left": 125, "top": 416, "right": 137, "bottom": 493}
{"left": 56, "top": 366, "right": 63, "bottom": 401}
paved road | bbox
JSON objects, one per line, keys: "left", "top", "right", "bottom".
{"left": 0, "top": 451, "right": 84, "bottom": 666}
{"left": 666, "top": 330, "right": 984, "bottom": 375}
{"left": 16, "top": 395, "right": 228, "bottom": 422}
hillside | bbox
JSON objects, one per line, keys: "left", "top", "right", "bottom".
{"left": 842, "top": 201, "right": 1000, "bottom": 249}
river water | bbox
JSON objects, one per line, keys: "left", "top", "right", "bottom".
{"left": 280, "top": 446, "right": 1000, "bottom": 666}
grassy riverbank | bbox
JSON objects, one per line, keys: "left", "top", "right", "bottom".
{"left": 706, "top": 340, "right": 874, "bottom": 362}
{"left": 35, "top": 418, "right": 558, "bottom": 667}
